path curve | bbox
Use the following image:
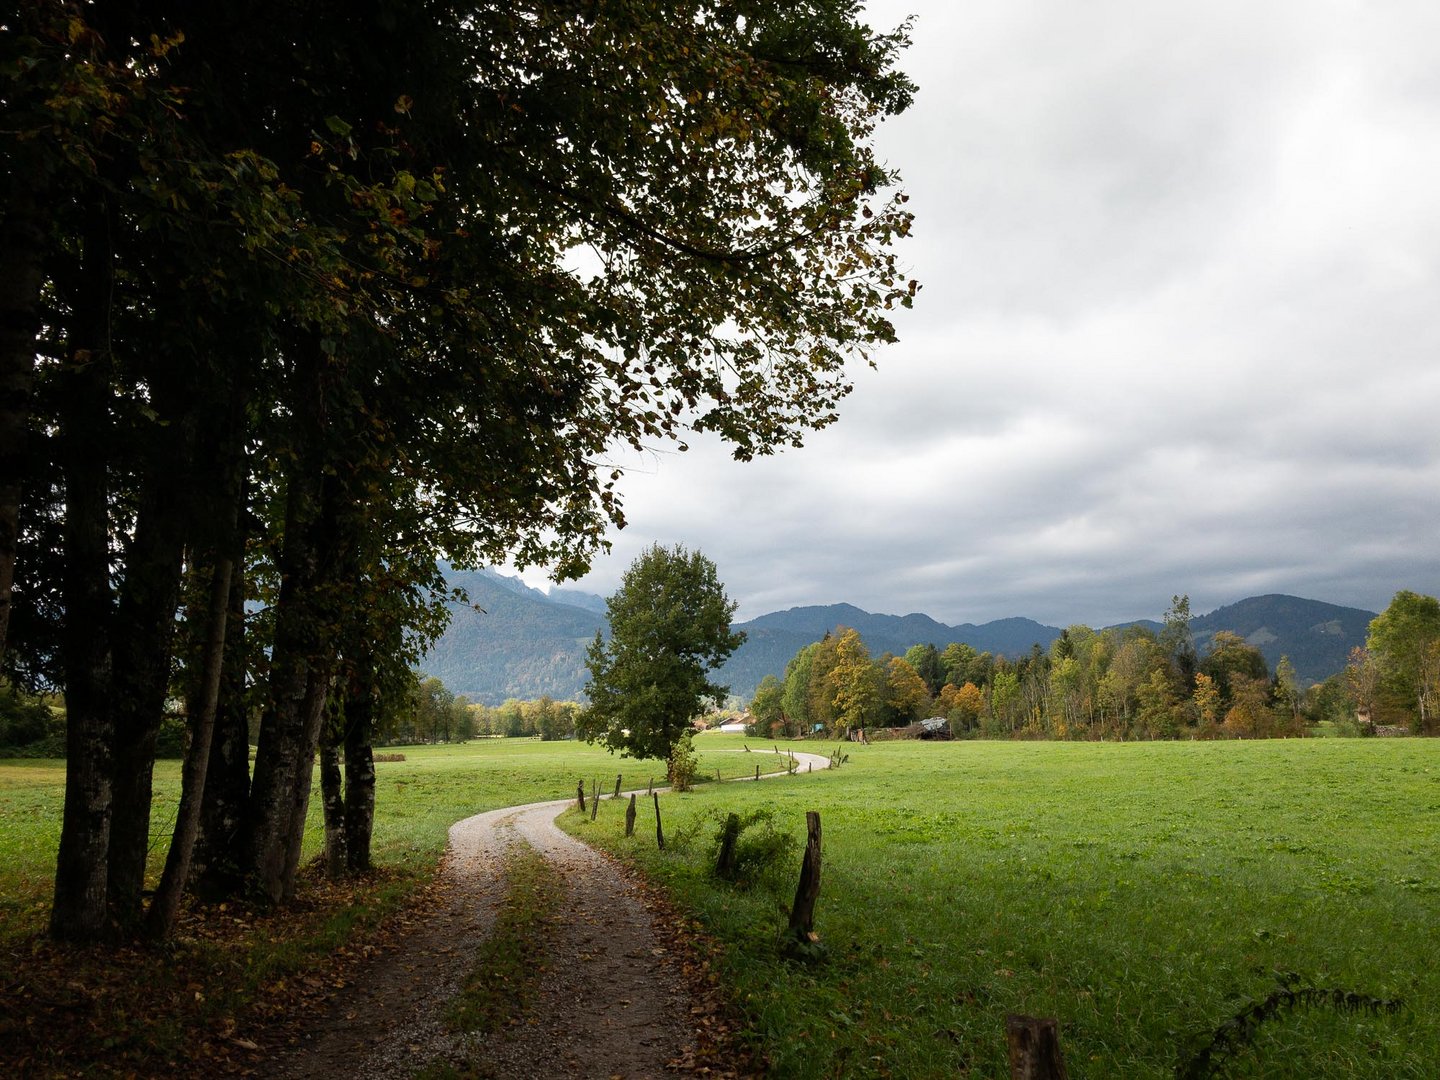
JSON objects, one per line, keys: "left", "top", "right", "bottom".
{"left": 259, "top": 748, "right": 834, "bottom": 1079}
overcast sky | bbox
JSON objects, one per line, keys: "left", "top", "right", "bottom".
{"left": 526, "top": 0, "right": 1440, "bottom": 628}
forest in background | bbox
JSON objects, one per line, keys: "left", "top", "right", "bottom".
{"left": 747, "top": 592, "right": 1440, "bottom": 742}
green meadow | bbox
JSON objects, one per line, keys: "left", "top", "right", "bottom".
{"left": 4, "top": 737, "right": 1438, "bottom": 1078}
{"left": 565, "top": 737, "right": 1440, "bottom": 1079}
{"left": 0, "top": 740, "right": 777, "bottom": 942}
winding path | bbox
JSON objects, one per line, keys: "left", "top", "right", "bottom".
{"left": 259, "top": 748, "right": 834, "bottom": 1079}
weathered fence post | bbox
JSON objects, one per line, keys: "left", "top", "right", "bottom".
{"left": 717, "top": 767, "right": 722, "bottom": 782}
{"left": 647, "top": 777, "right": 653, "bottom": 796}
{"left": 625, "top": 793, "right": 637, "bottom": 837}
{"left": 614, "top": 773, "right": 622, "bottom": 799}
{"left": 1005, "top": 1016, "right": 1068, "bottom": 1080}
{"left": 755, "top": 764, "right": 760, "bottom": 781}
{"left": 715, "top": 813, "right": 741, "bottom": 879}
{"left": 590, "top": 779, "right": 600, "bottom": 821}
{"left": 576, "top": 780, "right": 586, "bottom": 812}
{"left": 788, "top": 811, "right": 822, "bottom": 940}
{"left": 808, "top": 762, "right": 813, "bottom": 773}
{"left": 653, "top": 792, "right": 665, "bottom": 850}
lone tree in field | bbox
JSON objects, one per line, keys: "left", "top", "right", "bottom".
{"left": 581, "top": 545, "right": 743, "bottom": 780}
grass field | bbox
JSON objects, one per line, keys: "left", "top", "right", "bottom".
{"left": 563, "top": 737, "right": 1440, "bottom": 1079}
{"left": 0, "top": 739, "right": 780, "bottom": 942}
{"left": 5, "top": 737, "right": 1438, "bottom": 1077}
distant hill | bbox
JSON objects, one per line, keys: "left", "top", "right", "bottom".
{"left": 714, "top": 605, "right": 1062, "bottom": 700}
{"left": 420, "top": 570, "right": 1375, "bottom": 703}
{"left": 1190, "top": 594, "right": 1374, "bottom": 685}
{"left": 420, "top": 568, "right": 605, "bottom": 703}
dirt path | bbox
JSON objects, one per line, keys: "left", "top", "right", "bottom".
{"left": 258, "top": 748, "right": 833, "bottom": 1079}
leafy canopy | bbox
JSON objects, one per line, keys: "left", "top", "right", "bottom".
{"left": 580, "top": 544, "right": 743, "bottom": 762}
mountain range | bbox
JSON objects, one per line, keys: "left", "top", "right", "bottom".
{"left": 419, "top": 568, "right": 1376, "bottom": 704}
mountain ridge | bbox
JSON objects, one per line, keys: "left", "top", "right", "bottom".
{"left": 419, "top": 570, "right": 1376, "bottom": 704}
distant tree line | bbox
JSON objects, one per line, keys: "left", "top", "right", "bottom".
{"left": 749, "top": 592, "right": 1440, "bottom": 740}
{"left": 467, "top": 696, "right": 582, "bottom": 742}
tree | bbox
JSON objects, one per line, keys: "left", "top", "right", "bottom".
{"left": 578, "top": 545, "right": 743, "bottom": 776}
{"left": 749, "top": 674, "right": 785, "bottom": 738}
{"left": 882, "top": 655, "right": 930, "bottom": 724}
{"left": 1367, "top": 590, "right": 1440, "bottom": 730}
{"left": 15, "top": 0, "right": 916, "bottom": 938}
{"left": 825, "top": 628, "right": 882, "bottom": 732}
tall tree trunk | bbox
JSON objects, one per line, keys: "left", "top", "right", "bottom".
{"left": 244, "top": 346, "right": 343, "bottom": 904}
{"left": 192, "top": 559, "right": 251, "bottom": 899}
{"left": 279, "top": 660, "right": 333, "bottom": 901}
{"left": 319, "top": 737, "right": 348, "bottom": 880}
{"left": 50, "top": 205, "right": 115, "bottom": 943}
{"left": 105, "top": 420, "right": 194, "bottom": 927}
{"left": 0, "top": 188, "right": 46, "bottom": 668}
{"left": 144, "top": 550, "right": 233, "bottom": 938}
{"left": 342, "top": 674, "right": 377, "bottom": 875}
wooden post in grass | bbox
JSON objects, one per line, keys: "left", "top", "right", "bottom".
{"left": 614, "top": 773, "right": 622, "bottom": 798}
{"left": 1005, "top": 1016, "right": 1068, "bottom": 1080}
{"left": 577, "top": 780, "right": 586, "bottom": 812}
{"left": 625, "top": 794, "right": 637, "bottom": 837}
{"left": 590, "top": 782, "right": 600, "bottom": 821}
{"left": 717, "top": 767, "right": 722, "bottom": 782}
{"left": 788, "top": 811, "right": 822, "bottom": 940}
{"left": 648, "top": 777, "right": 653, "bottom": 795}
{"left": 755, "top": 764, "right": 760, "bottom": 781}
{"left": 653, "top": 792, "right": 665, "bottom": 850}
{"left": 716, "top": 813, "right": 741, "bottom": 879}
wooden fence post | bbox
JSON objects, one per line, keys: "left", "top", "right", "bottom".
{"left": 653, "top": 792, "right": 665, "bottom": 850}
{"left": 590, "top": 779, "right": 599, "bottom": 821}
{"left": 715, "top": 813, "right": 741, "bottom": 879}
{"left": 1005, "top": 1016, "right": 1068, "bottom": 1080}
{"left": 576, "top": 780, "right": 586, "bottom": 812}
{"left": 755, "top": 764, "right": 760, "bottom": 781}
{"left": 614, "top": 773, "right": 622, "bottom": 799}
{"left": 787, "top": 811, "right": 822, "bottom": 940}
{"left": 625, "top": 793, "right": 637, "bottom": 837}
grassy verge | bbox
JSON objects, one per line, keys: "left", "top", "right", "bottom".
{"left": 561, "top": 737, "right": 1440, "bottom": 1079}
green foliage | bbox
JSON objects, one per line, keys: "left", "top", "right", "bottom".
{"left": 667, "top": 732, "right": 700, "bottom": 791}
{"left": 1367, "top": 590, "right": 1440, "bottom": 729}
{"left": 0, "top": 684, "right": 62, "bottom": 756}
{"left": 748, "top": 674, "right": 784, "bottom": 737}
{"left": 579, "top": 545, "right": 743, "bottom": 764}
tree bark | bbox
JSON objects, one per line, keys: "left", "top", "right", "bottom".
{"left": 50, "top": 205, "right": 115, "bottom": 943}
{"left": 145, "top": 551, "right": 234, "bottom": 938}
{"left": 192, "top": 559, "right": 251, "bottom": 899}
{"left": 342, "top": 670, "right": 376, "bottom": 875}
{"left": 319, "top": 738, "right": 348, "bottom": 880}
{"left": 106, "top": 414, "right": 195, "bottom": 926}
{"left": 0, "top": 187, "right": 46, "bottom": 668}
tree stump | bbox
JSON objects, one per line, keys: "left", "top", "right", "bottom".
{"left": 576, "top": 780, "right": 586, "bottom": 812}
{"left": 1005, "top": 1016, "right": 1068, "bottom": 1080}
{"left": 715, "top": 813, "right": 741, "bottom": 879}
{"left": 625, "top": 793, "right": 637, "bottom": 837}
{"left": 788, "top": 811, "right": 822, "bottom": 939}
{"left": 653, "top": 792, "right": 665, "bottom": 850}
